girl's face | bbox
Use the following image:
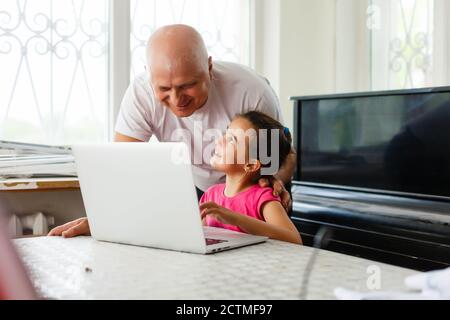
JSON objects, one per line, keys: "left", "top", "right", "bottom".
{"left": 210, "top": 117, "right": 257, "bottom": 174}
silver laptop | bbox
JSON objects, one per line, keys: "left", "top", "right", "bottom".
{"left": 72, "top": 143, "right": 268, "bottom": 254}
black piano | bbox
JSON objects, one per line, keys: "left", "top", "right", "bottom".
{"left": 290, "top": 87, "right": 450, "bottom": 271}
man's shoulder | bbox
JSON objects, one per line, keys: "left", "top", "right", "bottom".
{"left": 132, "top": 71, "right": 151, "bottom": 88}
{"left": 127, "top": 71, "right": 159, "bottom": 108}
{"left": 214, "top": 61, "right": 269, "bottom": 87}
{"left": 214, "top": 60, "right": 251, "bottom": 72}
{"left": 212, "top": 61, "right": 281, "bottom": 118}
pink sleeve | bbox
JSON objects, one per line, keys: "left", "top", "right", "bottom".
{"left": 256, "top": 188, "right": 281, "bottom": 220}
{"left": 199, "top": 185, "right": 216, "bottom": 205}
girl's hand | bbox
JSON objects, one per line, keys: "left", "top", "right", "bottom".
{"left": 199, "top": 202, "right": 240, "bottom": 226}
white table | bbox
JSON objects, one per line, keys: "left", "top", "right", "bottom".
{"left": 15, "top": 236, "right": 418, "bottom": 300}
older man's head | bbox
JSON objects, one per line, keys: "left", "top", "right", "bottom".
{"left": 147, "top": 24, "right": 212, "bottom": 117}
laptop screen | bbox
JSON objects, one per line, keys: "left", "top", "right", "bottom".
{"left": 294, "top": 88, "right": 450, "bottom": 200}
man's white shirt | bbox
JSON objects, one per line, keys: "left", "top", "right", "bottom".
{"left": 115, "top": 61, "right": 284, "bottom": 191}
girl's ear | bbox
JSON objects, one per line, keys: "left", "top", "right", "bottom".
{"left": 244, "top": 160, "right": 261, "bottom": 173}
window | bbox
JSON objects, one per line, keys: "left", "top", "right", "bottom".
{"left": 0, "top": 0, "right": 109, "bottom": 144}
{"left": 130, "top": 0, "right": 251, "bottom": 79}
{"left": 335, "top": 0, "right": 450, "bottom": 93}
{"left": 370, "top": 0, "right": 450, "bottom": 90}
{"left": 0, "top": 0, "right": 251, "bottom": 145}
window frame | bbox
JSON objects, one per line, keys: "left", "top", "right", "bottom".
{"left": 108, "top": 0, "right": 255, "bottom": 142}
{"left": 109, "top": 0, "right": 131, "bottom": 142}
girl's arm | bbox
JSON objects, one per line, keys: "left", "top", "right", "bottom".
{"left": 236, "top": 201, "right": 302, "bottom": 245}
{"left": 200, "top": 201, "right": 302, "bottom": 245}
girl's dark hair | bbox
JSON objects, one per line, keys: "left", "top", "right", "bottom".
{"left": 235, "top": 111, "right": 292, "bottom": 176}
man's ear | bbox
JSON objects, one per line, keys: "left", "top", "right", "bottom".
{"left": 208, "top": 56, "right": 213, "bottom": 79}
{"left": 244, "top": 160, "right": 261, "bottom": 173}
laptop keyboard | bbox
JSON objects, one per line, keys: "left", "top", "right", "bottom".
{"left": 205, "top": 238, "right": 228, "bottom": 246}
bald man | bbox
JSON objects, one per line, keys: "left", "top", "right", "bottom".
{"left": 48, "top": 24, "right": 296, "bottom": 238}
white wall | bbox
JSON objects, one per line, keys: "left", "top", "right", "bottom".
{"left": 335, "top": 0, "right": 371, "bottom": 92}
{"left": 254, "top": 0, "right": 337, "bottom": 130}
{"left": 254, "top": 0, "right": 371, "bottom": 130}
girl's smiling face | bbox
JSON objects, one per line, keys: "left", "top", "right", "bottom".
{"left": 210, "top": 117, "right": 258, "bottom": 174}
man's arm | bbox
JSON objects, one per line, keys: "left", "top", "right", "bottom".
{"left": 114, "top": 132, "right": 145, "bottom": 142}
{"left": 259, "top": 147, "right": 297, "bottom": 210}
{"left": 275, "top": 147, "right": 297, "bottom": 186}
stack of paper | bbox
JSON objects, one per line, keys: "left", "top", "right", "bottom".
{"left": 0, "top": 141, "right": 77, "bottom": 179}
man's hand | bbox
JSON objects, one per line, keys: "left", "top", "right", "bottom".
{"left": 47, "top": 217, "right": 91, "bottom": 238}
{"left": 199, "top": 202, "right": 240, "bottom": 226}
{"left": 258, "top": 176, "right": 292, "bottom": 211}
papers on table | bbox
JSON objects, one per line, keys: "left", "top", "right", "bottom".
{"left": 0, "top": 141, "right": 77, "bottom": 179}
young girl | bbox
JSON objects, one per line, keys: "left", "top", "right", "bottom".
{"left": 199, "top": 111, "right": 302, "bottom": 245}
{"left": 48, "top": 111, "right": 302, "bottom": 244}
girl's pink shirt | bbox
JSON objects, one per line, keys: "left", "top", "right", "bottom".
{"left": 199, "top": 183, "right": 281, "bottom": 233}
